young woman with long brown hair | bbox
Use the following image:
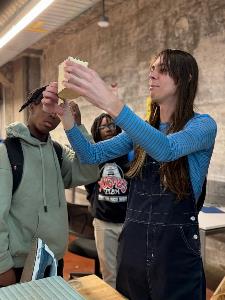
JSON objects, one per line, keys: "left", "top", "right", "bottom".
{"left": 42, "top": 49, "right": 217, "bottom": 300}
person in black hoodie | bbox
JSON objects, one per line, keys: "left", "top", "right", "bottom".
{"left": 85, "top": 113, "right": 130, "bottom": 288}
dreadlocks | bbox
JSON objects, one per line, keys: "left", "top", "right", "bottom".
{"left": 19, "top": 86, "right": 47, "bottom": 112}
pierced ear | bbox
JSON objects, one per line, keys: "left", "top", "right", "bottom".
{"left": 189, "top": 74, "right": 192, "bottom": 82}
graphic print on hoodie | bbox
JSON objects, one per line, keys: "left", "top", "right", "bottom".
{"left": 98, "top": 162, "right": 128, "bottom": 203}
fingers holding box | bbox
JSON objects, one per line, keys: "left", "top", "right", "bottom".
{"left": 58, "top": 57, "right": 88, "bottom": 100}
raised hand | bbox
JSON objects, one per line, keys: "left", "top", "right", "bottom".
{"left": 42, "top": 82, "right": 74, "bottom": 130}
{"left": 63, "top": 60, "right": 124, "bottom": 118}
{"left": 42, "top": 82, "right": 63, "bottom": 115}
{"left": 69, "top": 101, "right": 81, "bottom": 126}
{"left": 60, "top": 100, "right": 75, "bottom": 130}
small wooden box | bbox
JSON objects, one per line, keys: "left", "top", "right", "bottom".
{"left": 58, "top": 56, "right": 88, "bottom": 100}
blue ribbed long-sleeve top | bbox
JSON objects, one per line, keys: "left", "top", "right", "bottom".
{"left": 66, "top": 105, "right": 217, "bottom": 201}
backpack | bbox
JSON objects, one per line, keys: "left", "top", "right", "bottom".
{"left": 4, "top": 137, "right": 63, "bottom": 195}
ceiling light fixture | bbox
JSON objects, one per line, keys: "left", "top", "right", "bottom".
{"left": 0, "top": 0, "right": 54, "bottom": 49}
{"left": 97, "top": 0, "right": 109, "bottom": 28}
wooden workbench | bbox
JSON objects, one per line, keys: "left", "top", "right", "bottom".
{"left": 69, "top": 275, "right": 127, "bottom": 299}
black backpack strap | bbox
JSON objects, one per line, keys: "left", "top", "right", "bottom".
{"left": 4, "top": 137, "right": 24, "bottom": 195}
{"left": 4, "top": 138, "right": 62, "bottom": 195}
{"left": 52, "top": 140, "right": 63, "bottom": 168}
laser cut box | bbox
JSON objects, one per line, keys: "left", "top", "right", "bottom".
{"left": 58, "top": 56, "right": 88, "bottom": 100}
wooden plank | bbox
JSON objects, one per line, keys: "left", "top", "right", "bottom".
{"left": 211, "top": 276, "right": 225, "bottom": 299}
{"left": 69, "top": 275, "right": 127, "bottom": 300}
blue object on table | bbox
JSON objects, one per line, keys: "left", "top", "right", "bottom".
{"left": 201, "top": 206, "right": 225, "bottom": 213}
{"left": 32, "top": 239, "right": 58, "bottom": 280}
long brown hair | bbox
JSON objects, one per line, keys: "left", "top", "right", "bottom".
{"left": 126, "top": 49, "right": 199, "bottom": 199}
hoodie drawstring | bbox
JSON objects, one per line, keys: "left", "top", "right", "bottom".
{"left": 50, "top": 141, "right": 62, "bottom": 208}
{"left": 39, "top": 145, "right": 48, "bottom": 212}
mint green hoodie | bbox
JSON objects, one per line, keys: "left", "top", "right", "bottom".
{"left": 0, "top": 122, "right": 99, "bottom": 274}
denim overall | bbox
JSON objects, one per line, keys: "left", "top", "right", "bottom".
{"left": 116, "top": 155, "right": 206, "bottom": 300}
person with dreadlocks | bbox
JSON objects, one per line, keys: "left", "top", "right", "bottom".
{"left": 0, "top": 84, "right": 99, "bottom": 287}
{"left": 84, "top": 113, "right": 130, "bottom": 288}
{"left": 42, "top": 49, "right": 217, "bottom": 300}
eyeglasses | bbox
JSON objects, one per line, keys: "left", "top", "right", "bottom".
{"left": 98, "top": 123, "right": 116, "bottom": 130}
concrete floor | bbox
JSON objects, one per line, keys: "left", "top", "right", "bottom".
{"left": 63, "top": 235, "right": 94, "bottom": 281}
